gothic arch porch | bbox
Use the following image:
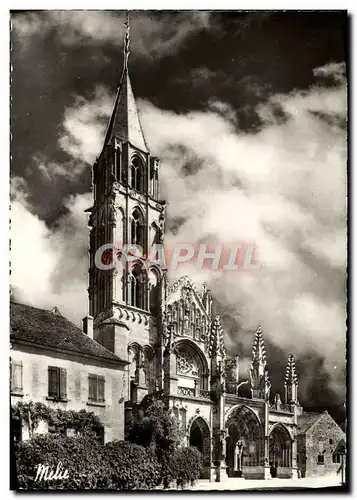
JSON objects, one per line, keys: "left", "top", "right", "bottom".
{"left": 188, "top": 416, "right": 211, "bottom": 479}
{"left": 269, "top": 424, "right": 293, "bottom": 478}
{"left": 225, "top": 405, "right": 264, "bottom": 479}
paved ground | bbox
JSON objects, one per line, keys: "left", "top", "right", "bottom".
{"left": 187, "top": 474, "right": 344, "bottom": 491}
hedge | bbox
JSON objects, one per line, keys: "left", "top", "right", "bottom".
{"left": 103, "top": 440, "right": 161, "bottom": 490}
{"left": 160, "top": 446, "right": 202, "bottom": 489}
{"left": 16, "top": 434, "right": 165, "bottom": 490}
{"left": 15, "top": 434, "right": 109, "bottom": 490}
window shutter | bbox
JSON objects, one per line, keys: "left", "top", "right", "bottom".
{"left": 59, "top": 368, "right": 67, "bottom": 399}
{"left": 88, "top": 375, "right": 96, "bottom": 401}
{"left": 98, "top": 376, "right": 105, "bottom": 402}
{"left": 48, "top": 366, "right": 58, "bottom": 397}
{"left": 11, "top": 361, "right": 23, "bottom": 392}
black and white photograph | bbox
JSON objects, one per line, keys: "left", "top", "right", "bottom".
{"left": 9, "top": 9, "right": 348, "bottom": 491}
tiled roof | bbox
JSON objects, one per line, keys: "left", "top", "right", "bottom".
{"left": 297, "top": 411, "right": 323, "bottom": 435}
{"left": 10, "top": 301, "right": 124, "bottom": 364}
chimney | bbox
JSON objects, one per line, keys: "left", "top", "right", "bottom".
{"left": 82, "top": 316, "right": 94, "bottom": 340}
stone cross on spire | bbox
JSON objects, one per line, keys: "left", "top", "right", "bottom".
{"left": 124, "top": 11, "right": 130, "bottom": 70}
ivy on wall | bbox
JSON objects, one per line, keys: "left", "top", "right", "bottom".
{"left": 12, "top": 401, "right": 102, "bottom": 437}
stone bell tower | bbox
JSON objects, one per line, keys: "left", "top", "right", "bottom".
{"left": 86, "top": 17, "right": 166, "bottom": 404}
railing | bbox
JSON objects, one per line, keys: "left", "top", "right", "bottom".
{"left": 269, "top": 402, "right": 293, "bottom": 413}
{"left": 177, "top": 387, "right": 195, "bottom": 397}
{"left": 177, "top": 387, "right": 211, "bottom": 399}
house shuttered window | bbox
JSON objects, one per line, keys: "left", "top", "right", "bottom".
{"left": 332, "top": 453, "right": 341, "bottom": 464}
{"left": 11, "top": 360, "right": 23, "bottom": 393}
{"left": 48, "top": 366, "right": 67, "bottom": 399}
{"left": 88, "top": 375, "right": 105, "bottom": 402}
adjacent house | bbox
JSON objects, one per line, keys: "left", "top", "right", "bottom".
{"left": 10, "top": 301, "right": 127, "bottom": 443}
{"left": 297, "top": 410, "right": 346, "bottom": 477}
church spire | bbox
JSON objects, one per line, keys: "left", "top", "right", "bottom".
{"left": 284, "top": 354, "right": 298, "bottom": 403}
{"left": 250, "top": 326, "right": 270, "bottom": 400}
{"left": 251, "top": 325, "right": 267, "bottom": 367}
{"left": 208, "top": 315, "right": 226, "bottom": 359}
{"left": 101, "top": 12, "right": 148, "bottom": 154}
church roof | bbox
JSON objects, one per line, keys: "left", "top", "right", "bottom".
{"left": 102, "top": 68, "right": 148, "bottom": 153}
{"left": 10, "top": 301, "right": 125, "bottom": 365}
{"left": 297, "top": 411, "right": 327, "bottom": 435}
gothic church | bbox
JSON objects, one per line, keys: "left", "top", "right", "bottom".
{"left": 87, "top": 27, "right": 303, "bottom": 481}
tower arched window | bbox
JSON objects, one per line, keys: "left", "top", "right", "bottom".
{"left": 131, "top": 209, "right": 144, "bottom": 249}
{"left": 131, "top": 157, "right": 144, "bottom": 193}
{"left": 148, "top": 267, "right": 160, "bottom": 316}
{"left": 129, "top": 267, "right": 146, "bottom": 310}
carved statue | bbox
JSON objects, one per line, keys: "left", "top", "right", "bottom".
{"left": 275, "top": 393, "right": 282, "bottom": 410}
{"left": 219, "top": 429, "right": 228, "bottom": 460}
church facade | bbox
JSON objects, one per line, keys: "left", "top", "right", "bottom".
{"left": 86, "top": 31, "right": 303, "bottom": 482}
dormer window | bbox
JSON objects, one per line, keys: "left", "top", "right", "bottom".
{"left": 131, "top": 157, "right": 144, "bottom": 193}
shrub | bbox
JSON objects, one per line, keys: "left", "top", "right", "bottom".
{"left": 15, "top": 433, "right": 109, "bottom": 490}
{"left": 104, "top": 440, "right": 161, "bottom": 490}
{"left": 12, "top": 402, "right": 102, "bottom": 437}
{"left": 164, "top": 446, "right": 202, "bottom": 489}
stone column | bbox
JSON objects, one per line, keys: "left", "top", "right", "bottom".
{"left": 263, "top": 402, "right": 271, "bottom": 479}
{"left": 291, "top": 439, "right": 298, "bottom": 478}
{"left": 234, "top": 443, "right": 238, "bottom": 472}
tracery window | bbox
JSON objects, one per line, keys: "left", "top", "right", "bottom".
{"left": 148, "top": 268, "right": 160, "bottom": 316}
{"left": 177, "top": 351, "right": 199, "bottom": 377}
{"left": 129, "top": 267, "right": 146, "bottom": 309}
{"left": 131, "top": 209, "right": 144, "bottom": 248}
{"left": 131, "top": 157, "right": 144, "bottom": 193}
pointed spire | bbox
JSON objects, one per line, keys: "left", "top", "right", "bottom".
{"left": 101, "top": 13, "right": 148, "bottom": 154}
{"left": 250, "top": 326, "right": 270, "bottom": 400}
{"left": 285, "top": 354, "right": 298, "bottom": 386}
{"left": 251, "top": 325, "right": 267, "bottom": 366}
{"left": 284, "top": 354, "right": 298, "bottom": 404}
{"left": 208, "top": 315, "right": 226, "bottom": 358}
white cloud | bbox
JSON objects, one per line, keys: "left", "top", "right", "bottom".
{"left": 136, "top": 62, "right": 347, "bottom": 398}
{"left": 11, "top": 177, "right": 90, "bottom": 323}
{"left": 58, "top": 86, "right": 113, "bottom": 165}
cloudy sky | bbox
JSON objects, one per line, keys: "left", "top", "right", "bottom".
{"left": 10, "top": 10, "right": 347, "bottom": 420}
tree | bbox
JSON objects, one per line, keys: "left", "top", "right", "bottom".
{"left": 128, "top": 400, "right": 182, "bottom": 453}
{"left": 127, "top": 399, "right": 202, "bottom": 489}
